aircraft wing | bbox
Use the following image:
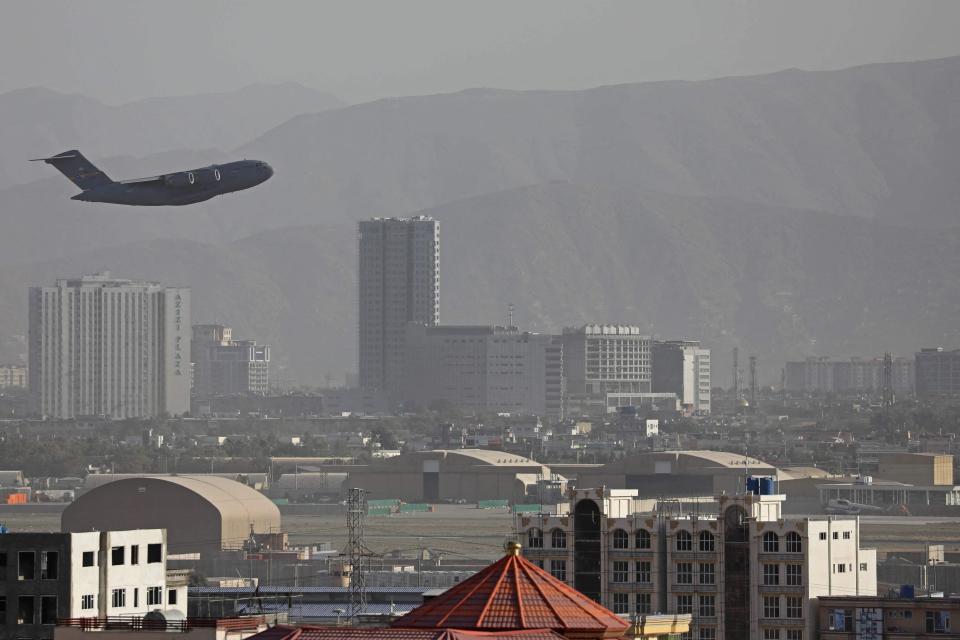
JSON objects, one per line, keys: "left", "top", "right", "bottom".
{"left": 119, "top": 175, "right": 166, "bottom": 185}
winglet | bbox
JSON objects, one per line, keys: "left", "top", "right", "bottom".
{"left": 30, "top": 151, "right": 79, "bottom": 162}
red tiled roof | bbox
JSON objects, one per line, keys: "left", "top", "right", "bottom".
{"left": 250, "top": 626, "right": 566, "bottom": 640}
{"left": 392, "top": 544, "right": 628, "bottom": 639}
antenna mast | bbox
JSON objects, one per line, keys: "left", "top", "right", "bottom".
{"left": 346, "top": 487, "right": 368, "bottom": 620}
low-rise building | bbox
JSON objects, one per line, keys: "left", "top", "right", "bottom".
{"left": 519, "top": 486, "right": 876, "bottom": 640}
{"left": 818, "top": 595, "right": 960, "bottom": 639}
{"left": 0, "top": 529, "right": 179, "bottom": 640}
{"left": 0, "top": 364, "right": 26, "bottom": 389}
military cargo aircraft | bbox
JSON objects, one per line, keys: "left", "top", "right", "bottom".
{"left": 32, "top": 149, "right": 273, "bottom": 205}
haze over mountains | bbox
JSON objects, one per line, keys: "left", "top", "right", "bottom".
{"left": 2, "top": 57, "right": 959, "bottom": 383}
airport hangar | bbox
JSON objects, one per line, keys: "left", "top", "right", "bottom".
{"left": 342, "top": 449, "right": 556, "bottom": 504}
{"left": 61, "top": 475, "right": 281, "bottom": 554}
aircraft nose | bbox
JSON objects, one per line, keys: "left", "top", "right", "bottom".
{"left": 262, "top": 163, "right": 274, "bottom": 180}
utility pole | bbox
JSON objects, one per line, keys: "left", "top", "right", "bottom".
{"left": 749, "top": 356, "right": 758, "bottom": 407}
{"left": 882, "top": 352, "right": 894, "bottom": 408}
{"left": 346, "top": 487, "right": 368, "bottom": 621}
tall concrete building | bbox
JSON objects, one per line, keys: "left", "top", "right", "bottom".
{"left": 358, "top": 217, "right": 439, "bottom": 399}
{"left": 404, "top": 324, "right": 564, "bottom": 420}
{"left": 915, "top": 347, "right": 960, "bottom": 397}
{"left": 560, "top": 325, "right": 651, "bottom": 415}
{"left": 28, "top": 274, "right": 190, "bottom": 419}
{"left": 191, "top": 324, "right": 270, "bottom": 397}
{"left": 521, "top": 488, "right": 876, "bottom": 640}
{"left": 652, "top": 340, "right": 712, "bottom": 415}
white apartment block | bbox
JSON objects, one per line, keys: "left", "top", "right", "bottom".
{"left": 28, "top": 274, "right": 190, "bottom": 419}
{"left": 358, "top": 217, "right": 439, "bottom": 400}
{"left": 0, "top": 529, "right": 184, "bottom": 640}
{"left": 561, "top": 325, "right": 652, "bottom": 415}
{"left": 519, "top": 488, "right": 876, "bottom": 640}
{"left": 652, "top": 340, "right": 712, "bottom": 415}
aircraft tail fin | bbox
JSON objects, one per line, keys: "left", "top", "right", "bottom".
{"left": 31, "top": 150, "right": 113, "bottom": 190}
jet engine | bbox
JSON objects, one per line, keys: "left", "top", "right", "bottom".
{"left": 164, "top": 168, "right": 221, "bottom": 187}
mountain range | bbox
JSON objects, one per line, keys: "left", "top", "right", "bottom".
{"left": 1, "top": 58, "right": 959, "bottom": 384}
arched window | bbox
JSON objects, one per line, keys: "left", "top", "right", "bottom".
{"left": 785, "top": 531, "right": 802, "bottom": 553}
{"left": 636, "top": 529, "right": 651, "bottom": 550}
{"left": 612, "top": 529, "right": 629, "bottom": 549}
{"left": 676, "top": 530, "right": 692, "bottom": 551}
{"left": 551, "top": 528, "right": 567, "bottom": 549}
{"left": 528, "top": 528, "right": 543, "bottom": 549}
{"left": 762, "top": 531, "right": 779, "bottom": 553}
{"left": 699, "top": 530, "right": 715, "bottom": 552}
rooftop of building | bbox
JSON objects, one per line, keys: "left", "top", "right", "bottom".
{"left": 563, "top": 324, "right": 649, "bottom": 336}
{"left": 250, "top": 627, "right": 565, "bottom": 640}
{"left": 393, "top": 542, "right": 628, "bottom": 638}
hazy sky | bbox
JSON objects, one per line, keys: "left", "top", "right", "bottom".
{"left": 3, "top": 0, "right": 960, "bottom": 104}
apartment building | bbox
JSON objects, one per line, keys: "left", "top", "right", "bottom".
{"left": 916, "top": 347, "right": 960, "bottom": 398}
{"left": 0, "top": 529, "right": 182, "bottom": 640}
{"left": 28, "top": 274, "right": 190, "bottom": 419}
{"left": 561, "top": 325, "right": 652, "bottom": 415}
{"left": 818, "top": 595, "right": 960, "bottom": 639}
{"left": 192, "top": 324, "right": 270, "bottom": 397}
{"left": 785, "top": 357, "right": 914, "bottom": 395}
{"left": 652, "top": 340, "right": 712, "bottom": 415}
{"left": 0, "top": 364, "right": 26, "bottom": 389}
{"left": 403, "top": 324, "right": 564, "bottom": 420}
{"left": 358, "top": 217, "right": 439, "bottom": 400}
{"left": 519, "top": 487, "right": 876, "bottom": 640}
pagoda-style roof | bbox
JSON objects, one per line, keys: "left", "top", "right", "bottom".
{"left": 392, "top": 543, "right": 628, "bottom": 639}
{"left": 251, "top": 626, "right": 566, "bottom": 640}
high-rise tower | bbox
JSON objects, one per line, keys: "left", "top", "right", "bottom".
{"left": 358, "top": 216, "right": 439, "bottom": 399}
{"left": 28, "top": 273, "right": 190, "bottom": 419}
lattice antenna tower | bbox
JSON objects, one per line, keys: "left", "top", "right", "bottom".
{"left": 882, "top": 352, "right": 894, "bottom": 408}
{"left": 749, "top": 356, "right": 758, "bottom": 406}
{"left": 346, "top": 487, "right": 368, "bottom": 620}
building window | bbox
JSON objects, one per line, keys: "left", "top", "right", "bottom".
{"left": 528, "top": 528, "right": 543, "bottom": 549}
{"left": 550, "top": 560, "right": 566, "bottom": 581}
{"left": 762, "top": 531, "right": 779, "bottom": 553}
{"left": 168, "top": 590, "right": 177, "bottom": 606}
{"left": 786, "top": 564, "right": 803, "bottom": 586}
{"left": 18, "top": 596, "right": 34, "bottom": 625}
{"left": 676, "top": 530, "right": 692, "bottom": 551}
{"left": 833, "top": 532, "right": 839, "bottom": 540}
{"left": 636, "top": 593, "right": 651, "bottom": 614}
{"left": 699, "top": 628, "right": 717, "bottom": 640}
{"left": 131, "top": 545, "right": 139, "bottom": 565}
{"left": 763, "top": 563, "right": 780, "bottom": 586}
{"left": 860, "top": 563, "right": 868, "bottom": 571}
{"left": 0, "top": 597, "right": 5, "bottom": 618}
{"left": 835, "top": 564, "right": 846, "bottom": 574}
{"left": 828, "top": 609, "right": 853, "bottom": 632}
{"left": 636, "top": 561, "right": 651, "bottom": 584}
{"left": 699, "top": 595, "right": 716, "bottom": 618}
{"left": 81, "top": 595, "right": 94, "bottom": 610}
{"left": 637, "top": 529, "right": 651, "bottom": 549}
{"left": 699, "top": 562, "right": 715, "bottom": 584}
{"left": 40, "top": 551, "right": 58, "bottom": 580}
{"left": 786, "top": 596, "right": 803, "bottom": 619}
{"left": 676, "top": 562, "right": 693, "bottom": 584}
{"left": 147, "top": 544, "right": 162, "bottom": 563}
{"left": 763, "top": 630, "right": 780, "bottom": 640}
{"left": 551, "top": 529, "right": 566, "bottom": 549}
{"left": 819, "top": 532, "right": 827, "bottom": 540}
{"left": 785, "top": 532, "right": 802, "bottom": 553}
{"left": 699, "top": 531, "right": 715, "bottom": 552}
{"left": 843, "top": 531, "right": 851, "bottom": 540}
{"left": 676, "top": 595, "right": 693, "bottom": 615}
{"left": 111, "top": 546, "right": 125, "bottom": 566}
{"left": 18, "top": 551, "right": 35, "bottom": 580}
{"left": 786, "top": 630, "right": 803, "bottom": 640}
{"left": 926, "top": 611, "right": 951, "bottom": 633}
{"left": 612, "top": 529, "right": 629, "bottom": 549}
{"left": 763, "top": 596, "right": 780, "bottom": 618}
{"left": 613, "top": 561, "right": 629, "bottom": 583}
{"left": 40, "top": 597, "right": 57, "bottom": 625}
{"left": 111, "top": 589, "right": 126, "bottom": 609}
{"left": 147, "top": 587, "right": 162, "bottom": 606}
{"left": 82, "top": 551, "right": 95, "bottom": 567}
{"left": 612, "top": 593, "right": 629, "bottom": 614}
